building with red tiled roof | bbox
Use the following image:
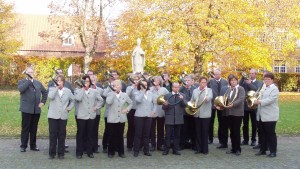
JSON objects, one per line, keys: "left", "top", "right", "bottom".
{"left": 15, "top": 14, "right": 108, "bottom": 58}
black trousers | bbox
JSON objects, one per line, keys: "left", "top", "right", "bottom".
{"left": 150, "top": 117, "right": 165, "bottom": 148}
{"left": 165, "top": 124, "right": 181, "bottom": 151}
{"left": 242, "top": 110, "right": 257, "bottom": 142}
{"left": 257, "top": 120, "right": 263, "bottom": 145}
{"left": 20, "top": 112, "right": 40, "bottom": 149}
{"left": 228, "top": 116, "right": 243, "bottom": 153}
{"left": 180, "top": 115, "right": 195, "bottom": 148}
{"left": 195, "top": 118, "right": 210, "bottom": 153}
{"left": 209, "top": 109, "right": 224, "bottom": 143}
{"left": 133, "top": 117, "right": 152, "bottom": 153}
{"left": 76, "top": 119, "right": 94, "bottom": 156}
{"left": 92, "top": 115, "right": 100, "bottom": 152}
{"left": 75, "top": 115, "right": 88, "bottom": 151}
{"left": 126, "top": 109, "right": 136, "bottom": 149}
{"left": 259, "top": 120, "right": 277, "bottom": 154}
{"left": 108, "top": 122, "right": 125, "bottom": 156}
{"left": 219, "top": 114, "right": 229, "bottom": 146}
{"left": 102, "top": 117, "right": 109, "bottom": 150}
{"left": 48, "top": 118, "right": 67, "bottom": 156}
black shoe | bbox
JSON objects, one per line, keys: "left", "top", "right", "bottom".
{"left": 255, "top": 151, "right": 266, "bottom": 156}
{"left": 20, "top": 148, "right": 26, "bottom": 152}
{"left": 203, "top": 152, "right": 208, "bottom": 155}
{"left": 64, "top": 149, "right": 69, "bottom": 153}
{"left": 241, "top": 140, "right": 248, "bottom": 145}
{"left": 158, "top": 145, "right": 165, "bottom": 151}
{"left": 103, "top": 149, "right": 108, "bottom": 153}
{"left": 208, "top": 140, "right": 213, "bottom": 144}
{"left": 48, "top": 155, "right": 55, "bottom": 159}
{"left": 150, "top": 147, "right": 155, "bottom": 152}
{"left": 235, "top": 150, "right": 241, "bottom": 156}
{"left": 65, "top": 145, "right": 69, "bottom": 148}
{"left": 217, "top": 145, "right": 228, "bottom": 149}
{"left": 119, "top": 154, "right": 125, "bottom": 158}
{"left": 172, "top": 151, "right": 181, "bottom": 155}
{"left": 76, "top": 155, "right": 82, "bottom": 159}
{"left": 162, "top": 150, "right": 169, "bottom": 155}
{"left": 144, "top": 152, "right": 152, "bottom": 156}
{"left": 30, "top": 147, "right": 40, "bottom": 151}
{"left": 58, "top": 155, "right": 64, "bottom": 159}
{"left": 250, "top": 141, "right": 256, "bottom": 146}
{"left": 195, "top": 151, "right": 201, "bottom": 154}
{"left": 133, "top": 152, "right": 139, "bottom": 157}
{"left": 226, "top": 150, "right": 234, "bottom": 154}
{"left": 267, "top": 153, "right": 276, "bottom": 157}
{"left": 87, "top": 154, "right": 94, "bottom": 158}
{"left": 108, "top": 154, "right": 114, "bottom": 158}
{"left": 253, "top": 144, "right": 260, "bottom": 149}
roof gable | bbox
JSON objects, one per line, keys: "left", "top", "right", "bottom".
{"left": 15, "top": 14, "right": 108, "bottom": 54}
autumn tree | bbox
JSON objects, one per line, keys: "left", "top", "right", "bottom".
{"left": 0, "top": 0, "right": 22, "bottom": 85}
{"left": 108, "top": 0, "right": 300, "bottom": 76}
{"left": 47, "top": 0, "right": 116, "bottom": 72}
{"left": 254, "top": 0, "right": 300, "bottom": 66}
{"left": 0, "top": 0, "right": 21, "bottom": 60}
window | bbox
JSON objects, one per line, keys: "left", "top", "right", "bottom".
{"left": 9, "top": 62, "right": 17, "bottom": 75}
{"left": 272, "top": 42, "right": 282, "bottom": 50}
{"left": 273, "top": 60, "right": 286, "bottom": 73}
{"left": 257, "top": 33, "right": 267, "bottom": 43}
{"left": 296, "top": 60, "right": 300, "bottom": 73}
{"left": 61, "top": 32, "right": 75, "bottom": 46}
{"left": 296, "top": 40, "right": 300, "bottom": 48}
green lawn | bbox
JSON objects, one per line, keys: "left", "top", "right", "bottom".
{"left": 0, "top": 90, "right": 299, "bottom": 137}
{"left": 0, "top": 90, "right": 105, "bottom": 138}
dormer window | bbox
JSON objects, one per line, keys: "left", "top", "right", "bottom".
{"left": 61, "top": 32, "right": 75, "bottom": 46}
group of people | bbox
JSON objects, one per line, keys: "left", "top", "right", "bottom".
{"left": 18, "top": 67, "right": 279, "bottom": 160}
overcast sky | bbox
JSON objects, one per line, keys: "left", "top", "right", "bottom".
{"left": 5, "top": 0, "right": 126, "bottom": 19}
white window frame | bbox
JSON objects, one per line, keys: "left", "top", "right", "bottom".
{"left": 257, "top": 33, "right": 267, "bottom": 43}
{"left": 273, "top": 60, "right": 287, "bottom": 73}
{"left": 295, "top": 60, "right": 300, "bottom": 73}
{"left": 61, "top": 32, "right": 75, "bottom": 46}
{"left": 272, "top": 42, "right": 282, "bottom": 50}
{"left": 9, "top": 62, "right": 17, "bottom": 75}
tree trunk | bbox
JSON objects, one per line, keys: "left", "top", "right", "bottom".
{"left": 194, "top": 51, "right": 204, "bottom": 75}
{"left": 84, "top": 51, "right": 93, "bottom": 73}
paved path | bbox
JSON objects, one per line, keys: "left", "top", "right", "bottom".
{"left": 0, "top": 137, "right": 299, "bottom": 169}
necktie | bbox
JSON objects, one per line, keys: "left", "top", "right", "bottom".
{"left": 230, "top": 88, "right": 234, "bottom": 99}
{"left": 217, "top": 80, "right": 221, "bottom": 94}
{"left": 31, "top": 83, "right": 36, "bottom": 92}
{"left": 174, "top": 94, "right": 178, "bottom": 104}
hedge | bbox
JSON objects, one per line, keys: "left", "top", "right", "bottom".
{"left": 0, "top": 56, "right": 299, "bottom": 92}
{"left": 0, "top": 56, "right": 109, "bottom": 87}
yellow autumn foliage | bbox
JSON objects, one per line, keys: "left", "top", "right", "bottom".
{"left": 105, "top": 0, "right": 300, "bottom": 78}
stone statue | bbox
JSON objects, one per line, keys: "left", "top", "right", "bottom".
{"left": 132, "top": 38, "right": 145, "bottom": 73}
